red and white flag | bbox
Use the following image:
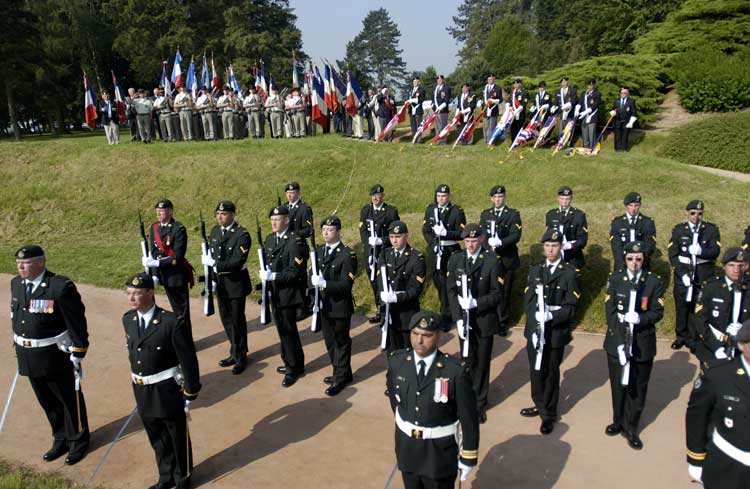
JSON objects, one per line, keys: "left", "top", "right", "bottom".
{"left": 111, "top": 70, "right": 127, "bottom": 125}
{"left": 83, "top": 70, "right": 97, "bottom": 129}
{"left": 171, "top": 49, "right": 183, "bottom": 88}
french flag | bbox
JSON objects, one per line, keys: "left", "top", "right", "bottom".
{"left": 311, "top": 70, "right": 328, "bottom": 128}
{"left": 257, "top": 62, "right": 268, "bottom": 100}
{"left": 170, "top": 49, "right": 183, "bottom": 88}
{"left": 161, "top": 61, "right": 171, "bottom": 95}
{"left": 330, "top": 66, "right": 346, "bottom": 104}
{"left": 211, "top": 56, "right": 219, "bottom": 90}
{"left": 323, "top": 64, "right": 335, "bottom": 110}
{"left": 345, "top": 71, "right": 363, "bottom": 117}
{"left": 83, "top": 70, "right": 97, "bottom": 129}
{"left": 111, "top": 70, "right": 127, "bottom": 124}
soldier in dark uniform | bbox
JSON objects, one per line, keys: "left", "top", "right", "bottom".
{"left": 685, "top": 321, "right": 750, "bottom": 489}
{"left": 555, "top": 77, "right": 577, "bottom": 143}
{"left": 359, "top": 184, "right": 400, "bottom": 324}
{"left": 529, "top": 80, "right": 552, "bottom": 121}
{"left": 11, "top": 245, "right": 89, "bottom": 465}
{"left": 283, "top": 181, "right": 314, "bottom": 318}
{"left": 456, "top": 84, "right": 477, "bottom": 144}
{"left": 386, "top": 310, "right": 479, "bottom": 489}
{"left": 482, "top": 74, "right": 503, "bottom": 145}
{"left": 422, "top": 184, "right": 466, "bottom": 326}
{"left": 609, "top": 86, "right": 637, "bottom": 152}
{"left": 123, "top": 273, "right": 200, "bottom": 489}
{"left": 144, "top": 199, "right": 194, "bottom": 332}
{"left": 693, "top": 247, "right": 749, "bottom": 364}
{"left": 260, "top": 205, "right": 307, "bottom": 387}
{"left": 668, "top": 199, "right": 721, "bottom": 351}
{"left": 577, "top": 78, "right": 601, "bottom": 150}
{"left": 603, "top": 241, "right": 665, "bottom": 450}
{"left": 609, "top": 192, "right": 657, "bottom": 271}
{"left": 201, "top": 200, "right": 252, "bottom": 375}
{"left": 376, "top": 87, "right": 397, "bottom": 142}
{"left": 432, "top": 76, "right": 451, "bottom": 145}
{"left": 480, "top": 184, "right": 522, "bottom": 336}
{"left": 447, "top": 223, "right": 504, "bottom": 423}
{"left": 545, "top": 185, "right": 588, "bottom": 274}
{"left": 407, "top": 78, "right": 425, "bottom": 143}
{"left": 310, "top": 215, "right": 358, "bottom": 396}
{"left": 377, "top": 221, "right": 427, "bottom": 352}
{"left": 509, "top": 77, "right": 528, "bottom": 141}
{"left": 520, "top": 229, "right": 580, "bottom": 435}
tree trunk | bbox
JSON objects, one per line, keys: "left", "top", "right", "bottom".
{"left": 5, "top": 78, "right": 20, "bottom": 141}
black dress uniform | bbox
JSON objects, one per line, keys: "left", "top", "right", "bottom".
{"left": 209, "top": 201, "right": 252, "bottom": 369}
{"left": 377, "top": 221, "right": 426, "bottom": 352}
{"left": 432, "top": 78, "right": 451, "bottom": 144}
{"left": 603, "top": 244, "right": 664, "bottom": 448}
{"left": 522, "top": 230, "right": 580, "bottom": 431}
{"left": 386, "top": 311, "right": 479, "bottom": 489}
{"left": 447, "top": 225, "right": 504, "bottom": 418}
{"left": 482, "top": 80, "right": 502, "bottom": 144}
{"left": 686, "top": 327, "right": 750, "bottom": 489}
{"left": 359, "top": 186, "right": 400, "bottom": 314}
{"left": 284, "top": 181, "right": 314, "bottom": 316}
{"left": 422, "top": 185, "right": 466, "bottom": 324}
{"left": 545, "top": 187, "right": 588, "bottom": 273}
{"left": 123, "top": 274, "right": 200, "bottom": 489}
{"left": 554, "top": 79, "right": 577, "bottom": 142}
{"left": 148, "top": 200, "right": 194, "bottom": 330}
{"left": 509, "top": 79, "right": 529, "bottom": 140}
{"left": 612, "top": 93, "right": 637, "bottom": 151}
{"left": 529, "top": 82, "right": 552, "bottom": 121}
{"left": 609, "top": 193, "right": 657, "bottom": 271}
{"left": 408, "top": 83, "right": 425, "bottom": 141}
{"left": 668, "top": 200, "right": 721, "bottom": 350}
{"left": 264, "top": 206, "right": 307, "bottom": 383}
{"left": 741, "top": 226, "right": 750, "bottom": 251}
{"left": 479, "top": 185, "right": 523, "bottom": 334}
{"left": 11, "top": 246, "right": 89, "bottom": 464}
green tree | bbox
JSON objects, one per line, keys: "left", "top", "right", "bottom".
{"left": 482, "top": 15, "right": 540, "bottom": 78}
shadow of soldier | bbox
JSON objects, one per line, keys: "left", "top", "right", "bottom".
{"left": 301, "top": 316, "right": 382, "bottom": 377}
{"left": 472, "top": 423, "right": 571, "bottom": 489}
{"left": 88, "top": 407, "right": 143, "bottom": 452}
{"left": 191, "top": 361, "right": 267, "bottom": 409}
{"left": 574, "top": 244, "right": 609, "bottom": 326}
{"left": 558, "top": 349, "right": 609, "bottom": 416}
{"left": 639, "top": 350, "right": 697, "bottom": 433}
{"left": 192, "top": 388, "right": 355, "bottom": 485}
{"left": 486, "top": 346, "right": 531, "bottom": 409}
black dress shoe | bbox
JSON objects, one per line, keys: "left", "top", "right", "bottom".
{"left": 605, "top": 423, "right": 622, "bottom": 436}
{"left": 479, "top": 410, "right": 488, "bottom": 424}
{"left": 148, "top": 481, "right": 176, "bottom": 489}
{"left": 627, "top": 432, "right": 643, "bottom": 450}
{"left": 670, "top": 339, "right": 684, "bottom": 350}
{"left": 64, "top": 446, "right": 87, "bottom": 465}
{"left": 218, "top": 357, "right": 236, "bottom": 367}
{"left": 282, "top": 374, "right": 299, "bottom": 387}
{"left": 368, "top": 314, "right": 382, "bottom": 324}
{"left": 498, "top": 327, "right": 508, "bottom": 337}
{"left": 323, "top": 376, "right": 334, "bottom": 385}
{"left": 540, "top": 420, "right": 555, "bottom": 435}
{"left": 325, "top": 382, "right": 348, "bottom": 396}
{"left": 276, "top": 366, "right": 287, "bottom": 374}
{"left": 232, "top": 359, "right": 247, "bottom": 375}
{"left": 43, "top": 442, "right": 68, "bottom": 462}
{"left": 520, "top": 407, "right": 540, "bottom": 417}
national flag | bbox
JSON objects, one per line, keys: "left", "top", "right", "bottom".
{"left": 508, "top": 108, "right": 545, "bottom": 152}
{"left": 412, "top": 110, "right": 439, "bottom": 144}
{"left": 83, "top": 70, "right": 97, "bottom": 129}
{"left": 567, "top": 113, "right": 615, "bottom": 156}
{"left": 228, "top": 64, "right": 241, "bottom": 93}
{"left": 329, "top": 65, "right": 346, "bottom": 104}
{"left": 376, "top": 102, "right": 409, "bottom": 143}
{"left": 533, "top": 115, "right": 559, "bottom": 150}
{"left": 111, "top": 70, "right": 127, "bottom": 125}
{"left": 186, "top": 57, "right": 198, "bottom": 98}
{"left": 453, "top": 102, "right": 491, "bottom": 149}
{"left": 258, "top": 61, "right": 268, "bottom": 99}
{"left": 311, "top": 71, "right": 328, "bottom": 128}
{"left": 303, "top": 62, "right": 313, "bottom": 96}
{"left": 211, "top": 56, "right": 219, "bottom": 90}
{"left": 161, "top": 61, "right": 171, "bottom": 95}
{"left": 345, "top": 71, "right": 363, "bottom": 117}
{"left": 291, "top": 50, "right": 300, "bottom": 89}
{"left": 170, "top": 49, "right": 183, "bottom": 88}
{"left": 553, "top": 118, "right": 577, "bottom": 154}
{"left": 200, "top": 55, "right": 210, "bottom": 89}
{"left": 487, "top": 103, "right": 514, "bottom": 147}
{"left": 430, "top": 110, "right": 462, "bottom": 145}
{"left": 268, "top": 73, "right": 275, "bottom": 92}
{"left": 323, "top": 64, "right": 335, "bottom": 110}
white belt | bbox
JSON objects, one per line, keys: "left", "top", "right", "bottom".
{"left": 131, "top": 366, "right": 181, "bottom": 386}
{"left": 678, "top": 256, "right": 711, "bottom": 265}
{"left": 395, "top": 408, "right": 458, "bottom": 440}
{"left": 439, "top": 240, "right": 458, "bottom": 246}
{"left": 13, "top": 331, "right": 70, "bottom": 351}
{"left": 713, "top": 429, "right": 750, "bottom": 466}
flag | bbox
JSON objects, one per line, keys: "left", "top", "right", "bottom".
{"left": 258, "top": 61, "right": 268, "bottom": 99}
{"left": 211, "top": 56, "right": 219, "bottom": 90}
{"left": 329, "top": 65, "right": 346, "bottom": 105}
{"left": 323, "top": 64, "right": 335, "bottom": 110}
{"left": 255, "top": 63, "right": 267, "bottom": 100}
{"left": 345, "top": 71, "right": 363, "bottom": 117}
{"left": 532, "top": 115, "right": 559, "bottom": 150}
{"left": 200, "top": 55, "right": 210, "bottom": 89}
{"left": 111, "top": 70, "right": 127, "bottom": 125}
{"left": 228, "top": 64, "right": 241, "bottom": 93}
{"left": 487, "top": 103, "right": 514, "bottom": 147}
{"left": 311, "top": 71, "right": 328, "bottom": 128}
{"left": 268, "top": 73, "right": 275, "bottom": 92}
{"left": 186, "top": 57, "right": 197, "bottom": 98}
{"left": 376, "top": 102, "right": 409, "bottom": 143}
{"left": 291, "top": 50, "right": 300, "bottom": 89}
{"left": 83, "top": 70, "right": 97, "bottom": 129}
{"left": 170, "top": 49, "right": 183, "bottom": 87}
{"left": 453, "top": 103, "right": 490, "bottom": 149}
{"left": 161, "top": 61, "right": 172, "bottom": 94}
{"left": 412, "top": 111, "right": 439, "bottom": 144}
{"left": 508, "top": 108, "right": 545, "bottom": 152}
{"left": 553, "top": 119, "right": 577, "bottom": 154}
{"left": 430, "top": 110, "right": 462, "bottom": 145}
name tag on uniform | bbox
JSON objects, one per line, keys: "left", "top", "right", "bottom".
{"left": 434, "top": 378, "right": 449, "bottom": 403}
{"left": 712, "top": 298, "right": 724, "bottom": 303}
{"left": 29, "top": 299, "right": 54, "bottom": 314}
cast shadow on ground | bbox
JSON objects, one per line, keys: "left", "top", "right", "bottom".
{"left": 640, "top": 350, "right": 696, "bottom": 433}
{"left": 558, "top": 348, "right": 609, "bottom": 416}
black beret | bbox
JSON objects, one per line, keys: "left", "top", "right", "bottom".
{"left": 370, "top": 183, "right": 384, "bottom": 195}
{"left": 489, "top": 185, "right": 506, "bottom": 196}
{"left": 388, "top": 221, "right": 408, "bottom": 235}
{"left": 15, "top": 245, "right": 44, "bottom": 260}
{"left": 155, "top": 199, "right": 173, "bottom": 209}
{"left": 538, "top": 80, "right": 546, "bottom": 88}
{"left": 541, "top": 228, "right": 563, "bottom": 244}
{"left": 722, "top": 247, "right": 745, "bottom": 265}
{"left": 560, "top": 76, "right": 569, "bottom": 82}
{"left": 586, "top": 78, "right": 596, "bottom": 85}
{"left": 435, "top": 183, "right": 450, "bottom": 194}
{"left": 623, "top": 241, "right": 645, "bottom": 255}
{"left": 321, "top": 215, "right": 341, "bottom": 229}
{"left": 461, "top": 223, "right": 483, "bottom": 239}
{"left": 126, "top": 272, "right": 154, "bottom": 289}
{"left": 409, "top": 310, "right": 441, "bottom": 331}
{"left": 557, "top": 185, "right": 573, "bottom": 196}
{"left": 737, "top": 320, "right": 750, "bottom": 343}
{"left": 285, "top": 181, "right": 300, "bottom": 191}
{"left": 623, "top": 192, "right": 641, "bottom": 206}
{"left": 514, "top": 77, "right": 522, "bottom": 83}
{"left": 686, "top": 200, "right": 704, "bottom": 211}
{"left": 269, "top": 205, "right": 289, "bottom": 217}
{"left": 216, "top": 200, "right": 236, "bottom": 213}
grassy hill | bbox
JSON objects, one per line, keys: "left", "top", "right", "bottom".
{"left": 2, "top": 131, "right": 749, "bottom": 336}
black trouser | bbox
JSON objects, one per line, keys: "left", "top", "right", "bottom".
{"left": 217, "top": 295, "right": 248, "bottom": 361}
{"left": 386, "top": 327, "right": 411, "bottom": 354}
{"left": 163, "top": 284, "right": 192, "bottom": 335}
{"left": 484, "top": 115, "right": 497, "bottom": 144}
{"left": 402, "top": 471, "right": 456, "bottom": 489}
{"left": 410, "top": 113, "right": 423, "bottom": 142}
{"left": 432, "top": 247, "right": 459, "bottom": 322}
{"left": 614, "top": 123, "right": 630, "bottom": 151}
{"left": 673, "top": 282, "right": 698, "bottom": 348}
{"left": 29, "top": 369, "right": 89, "bottom": 454}
{"left": 378, "top": 116, "right": 391, "bottom": 141}
{"left": 322, "top": 315, "right": 353, "bottom": 383}
{"left": 526, "top": 342, "right": 565, "bottom": 422}
{"left": 273, "top": 306, "right": 305, "bottom": 374}
{"left": 141, "top": 410, "right": 191, "bottom": 487}
{"left": 607, "top": 354, "right": 653, "bottom": 435}
{"left": 128, "top": 118, "right": 139, "bottom": 140}
{"left": 497, "top": 269, "right": 514, "bottom": 331}
{"left": 459, "top": 331, "right": 494, "bottom": 412}
{"left": 510, "top": 116, "right": 525, "bottom": 142}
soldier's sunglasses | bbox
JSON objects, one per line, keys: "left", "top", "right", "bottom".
{"left": 689, "top": 211, "right": 703, "bottom": 216}
{"left": 626, "top": 257, "right": 643, "bottom": 262}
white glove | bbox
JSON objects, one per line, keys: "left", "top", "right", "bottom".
{"left": 367, "top": 255, "right": 375, "bottom": 268}
{"left": 681, "top": 274, "right": 692, "bottom": 287}
{"left": 461, "top": 107, "right": 470, "bottom": 115}
{"left": 624, "top": 311, "right": 640, "bottom": 324}
{"left": 432, "top": 223, "right": 447, "bottom": 237}
{"left": 311, "top": 274, "right": 326, "bottom": 288}
{"left": 617, "top": 344, "right": 628, "bottom": 366}
{"left": 380, "top": 290, "right": 398, "bottom": 304}
{"left": 258, "top": 270, "right": 274, "bottom": 282}
{"left": 727, "top": 322, "right": 743, "bottom": 336}
{"left": 476, "top": 100, "right": 483, "bottom": 109}
{"left": 562, "top": 241, "right": 573, "bottom": 251}
{"left": 531, "top": 332, "right": 538, "bottom": 346}
{"left": 626, "top": 116, "right": 636, "bottom": 129}
{"left": 688, "top": 244, "right": 702, "bottom": 256}
{"left": 563, "top": 102, "right": 572, "bottom": 111}
{"left": 387, "top": 290, "right": 398, "bottom": 303}
{"left": 688, "top": 464, "right": 702, "bottom": 482}
{"left": 152, "top": 276, "right": 159, "bottom": 287}
{"left": 530, "top": 105, "right": 537, "bottom": 113}
{"left": 457, "top": 319, "right": 466, "bottom": 339}
{"left": 141, "top": 256, "right": 152, "bottom": 268}
{"left": 458, "top": 296, "right": 477, "bottom": 310}
{"left": 535, "top": 311, "right": 552, "bottom": 323}
{"left": 609, "top": 109, "right": 616, "bottom": 117}
{"left": 541, "top": 103, "right": 549, "bottom": 111}
{"left": 488, "top": 236, "right": 502, "bottom": 248}
{"left": 368, "top": 236, "right": 382, "bottom": 247}
{"left": 184, "top": 399, "right": 192, "bottom": 419}
{"left": 715, "top": 348, "right": 728, "bottom": 360}
{"left": 574, "top": 104, "right": 580, "bottom": 117}
{"left": 70, "top": 354, "right": 82, "bottom": 370}
{"left": 458, "top": 460, "right": 472, "bottom": 482}
{"left": 408, "top": 97, "right": 418, "bottom": 104}
{"left": 201, "top": 254, "right": 216, "bottom": 267}
{"left": 550, "top": 105, "right": 558, "bottom": 114}
{"left": 513, "top": 107, "right": 522, "bottom": 116}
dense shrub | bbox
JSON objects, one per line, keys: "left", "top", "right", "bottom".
{"left": 671, "top": 48, "right": 750, "bottom": 112}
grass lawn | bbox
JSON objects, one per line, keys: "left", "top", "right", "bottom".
{"left": 1, "top": 129, "right": 748, "bottom": 336}
{"left": 0, "top": 459, "right": 103, "bottom": 488}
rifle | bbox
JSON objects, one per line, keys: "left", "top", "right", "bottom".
{"left": 380, "top": 264, "right": 391, "bottom": 350}
{"left": 534, "top": 283, "right": 546, "bottom": 371}
{"left": 276, "top": 189, "right": 282, "bottom": 207}
{"left": 198, "top": 212, "right": 215, "bottom": 317}
{"left": 459, "top": 272, "right": 471, "bottom": 358}
{"left": 368, "top": 217, "right": 377, "bottom": 282}
{"left": 686, "top": 231, "right": 699, "bottom": 302}
{"left": 309, "top": 223, "right": 320, "bottom": 332}
{"left": 433, "top": 207, "right": 443, "bottom": 270}
{"left": 727, "top": 287, "right": 742, "bottom": 359}
{"left": 256, "top": 216, "right": 271, "bottom": 325}
{"left": 621, "top": 288, "right": 637, "bottom": 385}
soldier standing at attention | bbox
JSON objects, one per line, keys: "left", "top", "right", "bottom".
{"left": 609, "top": 192, "right": 656, "bottom": 272}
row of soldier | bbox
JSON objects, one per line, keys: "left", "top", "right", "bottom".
{"left": 10, "top": 182, "right": 749, "bottom": 489}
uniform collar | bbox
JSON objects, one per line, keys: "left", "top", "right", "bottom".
{"left": 627, "top": 270, "right": 642, "bottom": 283}
{"left": 467, "top": 248, "right": 481, "bottom": 261}
{"left": 25, "top": 270, "right": 46, "bottom": 293}
{"left": 326, "top": 241, "right": 341, "bottom": 252}
{"left": 546, "top": 258, "right": 562, "bottom": 274}
{"left": 222, "top": 221, "right": 236, "bottom": 232}
{"left": 414, "top": 349, "right": 437, "bottom": 374}
{"left": 137, "top": 304, "right": 156, "bottom": 329}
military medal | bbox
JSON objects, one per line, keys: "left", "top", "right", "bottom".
{"left": 433, "top": 378, "right": 449, "bottom": 403}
